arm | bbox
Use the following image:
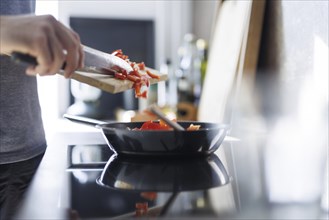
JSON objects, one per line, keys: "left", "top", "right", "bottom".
{"left": 0, "top": 14, "right": 84, "bottom": 78}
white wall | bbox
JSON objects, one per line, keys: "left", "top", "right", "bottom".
{"left": 192, "top": 0, "right": 219, "bottom": 44}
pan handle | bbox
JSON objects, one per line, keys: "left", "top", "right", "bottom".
{"left": 63, "top": 114, "right": 106, "bottom": 127}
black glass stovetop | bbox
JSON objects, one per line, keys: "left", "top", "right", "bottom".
{"left": 66, "top": 144, "right": 157, "bottom": 218}
{"left": 64, "top": 144, "right": 231, "bottom": 219}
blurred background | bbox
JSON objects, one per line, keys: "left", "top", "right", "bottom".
{"left": 36, "top": 0, "right": 328, "bottom": 154}
{"left": 36, "top": 0, "right": 217, "bottom": 129}
{"left": 33, "top": 0, "right": 328, "bottom": 215}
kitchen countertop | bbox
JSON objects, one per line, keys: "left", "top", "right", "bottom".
{"left": 2, "top": 128, "right": 328, "bottom": 219}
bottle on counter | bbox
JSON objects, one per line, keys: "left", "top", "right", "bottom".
{"left": 196, "top": 38, "right": 208, "bottom": 88}
{"left": 175, "top": 33, "right": 207, "bottom": 121}
{"left": 176, "top": 33, "right": 201, "bottom": 105}
{"left": 155, "top": 59, "right": 178, "bottom": 120}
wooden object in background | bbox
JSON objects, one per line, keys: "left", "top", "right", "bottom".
{"left": 198, "top": 0, "right": 265, "bottom": 123}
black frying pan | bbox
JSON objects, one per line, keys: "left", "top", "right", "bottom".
{"left": 64, "top": 114, "right": 229, "bottom": 157}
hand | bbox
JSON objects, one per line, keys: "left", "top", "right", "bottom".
{"left": 0, "top": 14, "right": 84, "bottom": 78}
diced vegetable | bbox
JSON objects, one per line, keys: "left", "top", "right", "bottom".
{"left": 134, "top": 120, "right": 201, "bottom": 131}
{"left": 186, "top": 124, "right": 201, "bottom": 131}
{"left": 110, "top": 49, "right": 159, "bottom": 98}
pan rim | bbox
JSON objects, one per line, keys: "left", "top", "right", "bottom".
{"left": 96, "top": 121, "right": 230, "bottom": 132}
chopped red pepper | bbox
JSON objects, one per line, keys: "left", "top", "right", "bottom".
{"left": 146, "top": 70, "right": 160, "bottom": 79}
{"left": 111, "top": 49, "right": 123, "bottom": 55}
{"left": 130, "top": 70, "right": 142, "bottom": 77}
{"left": 110, "top": 49, "right": 160, "bottom": 98}
{"left": 138, "top": 62, "right": 145, "bottom": 70}
{"left": 135, "top": 202, "right": 148, "bottom": 217}
{"left": 141, "top": 90, "right": 147, "bottom": 98}
{"left": 138, "top": 120, "right": 173, "bottom": 130}
{"left": 114, "top": 72, "right": 126, "bottom": 80}
{"left": 127, "top": 74, "right": 140, "bottom": 83}
{"left": 136, "top": 202, "right": 148, "bottom": 210}
{"left": 140, "top": 192, "right": 157, "bottom": 201}
{"left": 134, "top": 83, "right": 142, "bottom": 98}
{"left": 135, "top": 118, "right": 201, "bottom": 131}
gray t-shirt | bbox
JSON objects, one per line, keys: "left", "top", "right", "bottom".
{"left": 0, "top": 0, "right": 47, "bottom": 164}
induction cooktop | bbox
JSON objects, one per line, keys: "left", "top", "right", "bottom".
{"left": 63, "top": 144, "right": 230, "bottom": 218}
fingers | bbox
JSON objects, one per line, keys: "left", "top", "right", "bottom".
{"left": 34, "top": 26, "right": 65, "bottom": 76}
{"left": 46, "top": 28, "right": 66, "bottom": 74}
{"left": 21, "top": 15, "right": 83, "bottom": 77}
{"left": 54, "top": 23, "right": 83, "bottom": 78}
{"left": 25, "top": 33, "right": 60, "bottom": 76}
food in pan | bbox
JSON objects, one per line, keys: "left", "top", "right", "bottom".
{"left": 111, "top": 49, "right": 160, "bottom": 98}
{"left": 134, "top": 120, "right": 172, "bottom": 130}
{"left": 140, "top": 192, "right": 157, "bottom": 201}
{"left": 132, "top": 120, "right": 201, "bottom": 131}
{"left": 186, "top": 124, "right": 201, "bottom": 131}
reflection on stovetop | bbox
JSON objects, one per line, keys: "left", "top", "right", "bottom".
{"left": 64, "top": 144, "right": 233, "bottom": 218}
{"left": 97, "top": 153, "right": 230, "bottom": 192}
{"left": 65, "top": 144, "right": 161, "bottom": 218}
{"left": 67, "top": 144, "right": 112, "bottom": 170}
{"left": 69, "top": 170, "right": 160, "bottom": 218}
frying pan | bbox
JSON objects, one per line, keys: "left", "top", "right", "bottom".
{"left": 64, "top": 114, "right": 229, "bottom": 157}
{"left": 96, "top": 153, "right": 230, "bottom": 192}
